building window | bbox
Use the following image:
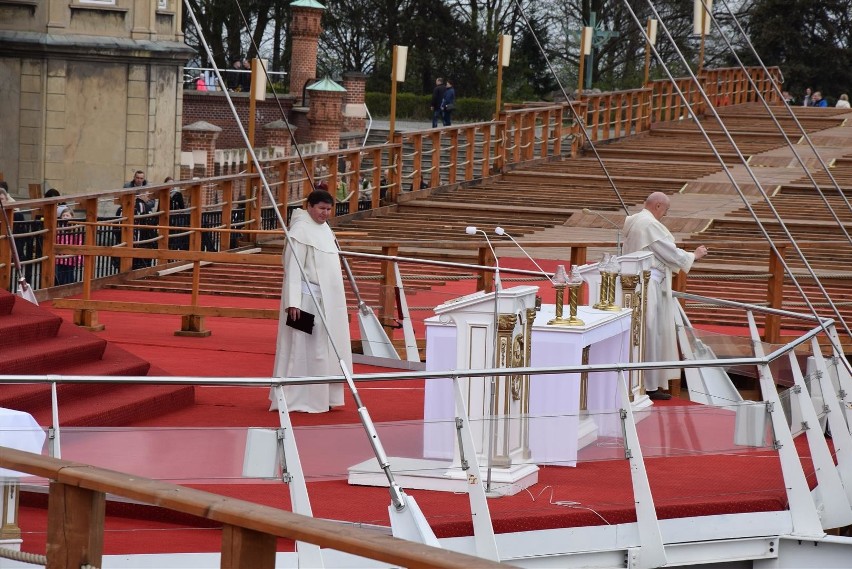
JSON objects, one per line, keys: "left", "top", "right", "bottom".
{"left": 158, "top": 0, "right": 167, "bottom": 9}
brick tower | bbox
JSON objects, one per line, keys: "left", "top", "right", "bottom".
{"left": 289, "top": 0, "right": 325, "bottom": 104}
{"left": 306, "top": 78, "right": 346, "bottom": 151}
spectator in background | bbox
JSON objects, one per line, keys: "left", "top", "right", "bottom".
{"left": 55, "top": 207, "right": 82, "bottom": 285}
{"left": 227, "top": 59, "right": 243, "bottom": 91}
{"left": 441, "top": 79, "right": 456, "bottom": 126}
{"left": 430, "top": 78, "right": 446, "bottom": 128}
{"left": 0, "top": 183, "right": 28, "bottom": 277}
{"left": 836, "top": 94, "right": 850, "bottom": 109}
{"left": 115, "top": 171, "right": 153, "bottom": 269}
{"left": 166, "top": 177, "right": 185, "bottom": 211}
{"left": 195, "top": 75, "right": 208, "bottom": 91}
{"left": 811, "top": 91, "right": 828, "bottom": 107}
{"left": 240, "top": 59, "right": 252, "bottom": 92}
{"left": 124, "top": 170, "right": 147, "bottom": 189}
{"left": 803, "top": 87, "right": 813, "bottom": 107}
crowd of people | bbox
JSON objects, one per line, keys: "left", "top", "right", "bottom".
{"left": 798, "top": 87, "right": 850, "bottom": 108}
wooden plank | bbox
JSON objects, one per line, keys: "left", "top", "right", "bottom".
{"left": 51, "top": 299, "right": 279, "bottom": 319}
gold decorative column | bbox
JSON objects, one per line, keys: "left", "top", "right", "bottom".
{"left": 620, "top": 272, "right": 642, "bottom": 401}
{"left": 639, "top": 269, "right": 651, "bottom": 395}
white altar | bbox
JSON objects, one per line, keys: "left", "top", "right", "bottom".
{"left": 1, "top": 407, "right": 46, "bottom": 549}
{"left": 424, "top": 303, "right": 632, "bottom": 466}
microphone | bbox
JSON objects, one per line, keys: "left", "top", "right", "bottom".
{"left": 494, "top": 226, "right": 552, "bottom": 283}
{"left": 582, "top": 208, "right": 623, "bottom": 256}
{"left": 465, "top": 226, "right": 501, "bottom": 290}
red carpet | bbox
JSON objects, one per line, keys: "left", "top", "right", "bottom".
{"left": 10, "top": 281, "right": 823, "bottom": 556}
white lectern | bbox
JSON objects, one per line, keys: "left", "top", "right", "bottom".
{"left": 423, "top": 286, "right": 540, "bottom": 493}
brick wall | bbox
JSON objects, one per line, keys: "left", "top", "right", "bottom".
{"left": 342, "top": 71, "right": 367, "bottom": 132}
{"left": 307, "top": 91, "right": 344, "bottom": 151}
{"left": 182, "top": 92, "right": 296, "bottom": 148}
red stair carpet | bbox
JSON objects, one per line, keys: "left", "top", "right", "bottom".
{"left": 0, "top": 290, "right": 194, "bottom": 426}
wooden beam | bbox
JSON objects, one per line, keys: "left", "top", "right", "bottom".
{"left": 46, "top": 482, "right": 104, "bottom": 569}
{"left": 52, "top": 299, "right": 279, "bottom": 319}
{"left": 221, "top": 524, "right": 276, "bottom": 569}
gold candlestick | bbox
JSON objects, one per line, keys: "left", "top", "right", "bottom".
{"left": 549, "top": 283, "right": 570, "bottom": 325}
{"left": 566, "top": 280, "right": 584, "bottom": 325}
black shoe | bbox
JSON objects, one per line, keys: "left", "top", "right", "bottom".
{"left": 647, "top": 390, "right": 672, "bottom": 401}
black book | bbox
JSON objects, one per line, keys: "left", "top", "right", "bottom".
{"left": 286, "top": 311, "right": 315, "bottom": 334}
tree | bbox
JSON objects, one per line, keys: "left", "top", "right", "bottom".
{"left": 743, "top": 0, "right": 852, "bottom": 102}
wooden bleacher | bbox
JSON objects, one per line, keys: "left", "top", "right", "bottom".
{"left": 114, "top": 101, "right": 852, "bottom": 347}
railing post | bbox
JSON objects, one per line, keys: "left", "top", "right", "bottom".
{"left": 494, "top": 115, "right": 506, "bottom": 173}
{"left": 464, "top": 126, "right": 475, "bottom": 181}
{"left": 349, "top": 151, "right": 362, "bottom": 212}
{"left": 448, "top": 129, "right": 459, "bottom": 184}
{"left": 177, "top": 183, "right": 210, "bottom": 337}
{"left": 0, "top": 206, "right": 10, "bottom": 293}
{"left": 46, "top": 482, "right": 104, "bottom": 569}
{"left": 390, "top": 136, "right": 403, "bottom": 202}
{"left": 40, "top": 204, "right": 57, "bottom": 289}
{"left": 765, "top": 244, "right": 786, "bottom": 344}
{"left": 380, "top": 245, "right": 398, "bottom": 334}
{"left": 74, "top": 198, "right": 103, "bottom": 330}
{"left": 221, "top": 179, "right": 235, "bottom": 249}
{"left": 477, "top": 245, "right": 495, "bottom": 293}
{"left": 221, "top": 524, "right": 276, "bottom": 569}
{"left": 429, "top": 131, "right": 442, "bottom": 188}
{"left": 117, "top": 193, "right": 134, "bottom": 274}
{"left": 552, "top": 106, "right": 563, "bottom": 157}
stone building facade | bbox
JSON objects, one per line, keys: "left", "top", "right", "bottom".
{"left": 0, "top": 0, "right": 192, "bottom": 197}
{"left": 0, "top": 0, "right": 366, "bottom": 198}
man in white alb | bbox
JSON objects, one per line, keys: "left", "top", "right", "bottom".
{"left": 270, "top": 190, "right": 351, "bottom": 412}
{"left": 622, "top": 192, "right": 707, "bottom": 400}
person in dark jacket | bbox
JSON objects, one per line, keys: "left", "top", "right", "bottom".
{"left": 430, "top": 78, "right": 446, "bottom": 128}
{"left": 441, "top": 79, "right": 456, "bottom": 126}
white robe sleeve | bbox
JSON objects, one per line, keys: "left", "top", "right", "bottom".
{"left": 648, "top": 239, "right": 695, "bottom": 274}
{"left": 283, "top": 240, "right": 309, "bottom": 310}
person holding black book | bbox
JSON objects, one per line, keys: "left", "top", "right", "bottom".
{"left": 270, "top": 190, "right": 352, "bottom": 413}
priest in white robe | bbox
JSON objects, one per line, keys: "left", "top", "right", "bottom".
{"left": 622, "top": 192, "right": 707, "bottom": 400}
{"left": 270, "top": 190, "right": 351, "bottom": 412}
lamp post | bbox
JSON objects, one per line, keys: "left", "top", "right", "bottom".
{"left": 495, "top": 34, "right": 512, "bottom": 119}
{"left": 577, "top": 26, "right": 592, "bottom": 95}
{"left": 643, "top": 18, "right": 657, "bottom": 86}
{"left": 694, "top": 0, "right": 712, "bottom": 74}
{"left": 388, "top": 45, "right": 408, "bottom": 142}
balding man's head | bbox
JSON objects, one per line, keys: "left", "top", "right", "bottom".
{"left": 645, "top": 192, "right": 670, "bottom": 220}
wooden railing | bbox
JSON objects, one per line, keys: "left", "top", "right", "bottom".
{"left": 0, "top": 447, "right": 510, "bottom": 569}
{"left": 1, "top": 66, "right": 782, "bottom": 298}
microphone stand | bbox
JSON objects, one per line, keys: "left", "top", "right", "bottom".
{"left": 494, "top": 226, "right": 552, "bottom": 281}
{"left": 583, "top": 208, "right": 623, "bottom": 256}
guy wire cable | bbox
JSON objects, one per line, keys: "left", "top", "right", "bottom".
{"left": 717, "top": 0, "right": 852, "bottom": 220}
{"left": 183, "top": 0, "right": 411, "bottom": 511}
{"left": 696, "top": 0, "right": 852, "bottom": 365}
{"left": 512, "top": 0, "right": 629, "bottom": 215}
{"left": 699, "top": 0, "right": 852, "bottom": 250}
{"left": 229, "top": 0, "right": 398, "bottom": 355}
{"left": 622, "top": 0, "right": 852, "bottom": 349}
